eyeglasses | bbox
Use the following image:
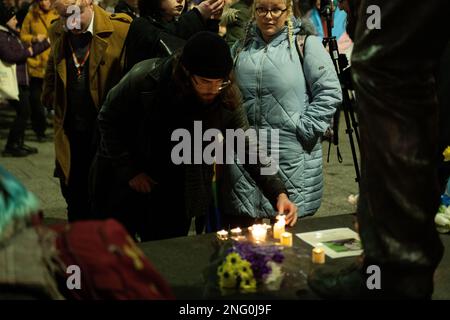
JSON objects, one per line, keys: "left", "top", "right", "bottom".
{"left": 255, "top": 7, "right": 288, "bottom": 18}
{"left": 191, "top": 76, "right": 231, "bottom": 92}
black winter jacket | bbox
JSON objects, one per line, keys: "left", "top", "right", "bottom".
{"left": 124, "top": 9, "right": 219, "bottom": 72}
{"left": 92, "top": 57, "right": 287, "bottom": 219}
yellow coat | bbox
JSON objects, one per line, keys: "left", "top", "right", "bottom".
{"left": 20, "top": 6, "right": 59, "bottom": 78}
{"left": 42, "top": 5, "right": 131, "bottom": 184}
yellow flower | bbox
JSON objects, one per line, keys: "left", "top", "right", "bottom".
{"left": 444, "top": 146, "right": 450, "bottom": 162}
{"left": 225, "top": 252, "right": 243, "bottom": 265}
{"left": 219, "top": 264, "right": 238, "bottom": 288}
{"left": 218, "top": 252, "right": 257, "bottom": 291}
{"left": 237, "top": 260, "right": 254, "bottom": 278}
{"left": 217, "top": 264, "right": 224, "bottom": 277}
{"left": 240, "top": 275, "right": 257, "bottom": 292}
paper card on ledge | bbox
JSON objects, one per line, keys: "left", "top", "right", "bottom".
{"left": 296, "top": 228, "right": 363, "bottom": 258}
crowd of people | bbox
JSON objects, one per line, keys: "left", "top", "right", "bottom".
{"left": 1, "top": 0, "right": 341, "bottom": 235}
{"left": 1, "top": 0, "right": 449, "bottom": 300}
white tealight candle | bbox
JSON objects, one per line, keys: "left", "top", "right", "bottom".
{"left": 312, "top": 247, "right": 325, "bottom": 264}
{"left": 251, "top": 224, "right": 267, "bottom": 243}
{"left": 230, "top": 227, "right": 242, "bottom": 237}
{"left": 216, "top": 229, "right": 228, "bottom": 240}
{"left": 273, "top": 215, "right": 286, "bottom": 239}
{"left": 280, "top": 232, "right": 293, "bottom": 247}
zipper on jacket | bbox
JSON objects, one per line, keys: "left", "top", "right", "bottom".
{"left": 255, "top": 44, "right": 268, "bottom": 216}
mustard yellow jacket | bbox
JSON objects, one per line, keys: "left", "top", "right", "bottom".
{"left": 20, "top": 6, "right": 59, "bottom": 78}
{"left": 42, "top": 5, "right": 131, "bottom": 183}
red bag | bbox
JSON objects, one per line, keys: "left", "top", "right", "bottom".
{"left": 53, "top": 219, "right": 174, "bottom": 300}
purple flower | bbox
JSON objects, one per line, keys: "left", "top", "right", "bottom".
{"left": 229, "top": 242, "right": 284, "bottom": 281}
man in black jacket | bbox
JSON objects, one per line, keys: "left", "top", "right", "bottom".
{"left": 91, "top": 32, "right": 297, "bottom": 241}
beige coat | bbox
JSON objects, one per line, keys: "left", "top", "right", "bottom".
{"left": 42, "top": 4, "right": 131, "bottom": 183}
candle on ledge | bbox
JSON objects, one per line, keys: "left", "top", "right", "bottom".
{"left": 280, "top": 232, "right": 293, "bottom": 247}
{"left": 230, "top": 227, "right": 242, "bottom": 238}
{"left": 273, "top": 215, "right": 286, "bottom": 239}
{"left": 312, "top": 247, "right": 326, "bottom": 264}
{"left": 216, "top": 229, "right": 228, "bottom": 240}
{"left": 251, "top": 224, "right": 267, "bottom": 243}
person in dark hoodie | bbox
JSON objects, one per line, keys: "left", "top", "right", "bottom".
{"left": 124, "top": 0, "right": 224, "bottom": 72}
{"left": 0, "top": 3, "right": 49, "bottom": 157}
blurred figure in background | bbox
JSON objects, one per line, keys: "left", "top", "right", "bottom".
{"left": 114, "top": 0, "right": 138, "bottom": 18}
{"left": 0, "top": 4, "right": 50, "bottom": 157}
{"left": 220, "top": 0, "right": 252, "bottom": 47}
{"left": 20, "top": 0, "right": 58, "bottom": 142}
{"left": 124, "top": 0, "right": 224, "bottom": 72}
{"left": 309, "top": 0, "right": 352, "bottom": 56}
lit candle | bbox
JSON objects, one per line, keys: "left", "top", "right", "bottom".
{"left": 251, "top": 224, "right": 267, "bottom": 243}
{"left": 280, "top": 232, "right": 293, "bottom": 247}
{"left": 312, "top": 247, "right": 325, "bottom": 264}
{"left": 230, "top": 227, "right": 242, "bottom": 237}
{"left": 273, "top": 216, "right": 286, "bottom": 239}
{"left": 216, "top": 230, "right": 228, "bottom": 240}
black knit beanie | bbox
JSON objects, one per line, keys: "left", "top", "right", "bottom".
{"left": 181, "top": 32, "right": 233, "bottom": 79}
{"left": 0, "top": 2, "right": 16, "bottom": 27}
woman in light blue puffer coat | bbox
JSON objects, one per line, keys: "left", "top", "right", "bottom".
{"left": 221, "top": 0, "right": 342, "bottom": 224}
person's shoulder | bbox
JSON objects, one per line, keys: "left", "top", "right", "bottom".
{"left": 108, "top": 12, "right": 132, "bottom": 37}
{"left": 127, "top": 57, "right": 165, "bottom": 86}
{"left": 109, "top": 12, "right": 133, "bottom": 25}
{"left": 47, "top": 18, "right": 63, "bottom": 37}
{"left": 129, "top": 16, "right": 159, "bottom": 31}
{"left": 48, "top": 9, "right": 59, "bottom": 21}
{"left": 49, "top": 17, "right": 61, "bottom": 26}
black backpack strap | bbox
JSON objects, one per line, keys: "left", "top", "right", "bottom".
{"left": 295, "top": 34, "right": 307, "bottom": 65}
{"left": 295, "top": 34, "right": 311, "bottom": 101}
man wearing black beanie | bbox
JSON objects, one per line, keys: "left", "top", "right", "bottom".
{"left": 90, "top": 32, "right": 297, "bottom": 241}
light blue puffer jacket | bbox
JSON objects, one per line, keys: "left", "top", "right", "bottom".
{"left": 222, "top": 18, "right": 342, "bottom": 218}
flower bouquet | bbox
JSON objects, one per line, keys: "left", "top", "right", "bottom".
{"left": 206, "top": 240, "right": 286, "bottom": 296}
{"left": 435, "top": 146, "right": 450, "bottom": 233}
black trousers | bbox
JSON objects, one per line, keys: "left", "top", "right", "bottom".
{"left": 352, "top": 0, "right": 449, "bottom": 298}
{"left": 29, "top": 77, "right": 47, "bottom": 136}
{"left": 60, "top": 131, "right": 96, "bottom": 222}
{"left": 6, "top": 85, "right": 30, "bottom": 147}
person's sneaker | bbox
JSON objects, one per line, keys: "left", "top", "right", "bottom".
{"left": 2, "top": 146, "right": 29, "bottom": 157}
{"left": 20, "top": 144, "right": 38, "bottom": 154}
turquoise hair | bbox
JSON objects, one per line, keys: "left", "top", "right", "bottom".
{"left": 0, "top": 166, "right": 40, "bottom": 237}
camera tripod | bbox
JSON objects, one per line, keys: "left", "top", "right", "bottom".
{"left": 320, "top": 0, "right": 361, "bottom": 186}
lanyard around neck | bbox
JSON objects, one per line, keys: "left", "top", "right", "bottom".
{"left": 68, "top": 37, "right": 91, "bottom": 78}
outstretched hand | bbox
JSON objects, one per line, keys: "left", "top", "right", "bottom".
{"left": 196, "top": 0, "right": 225, "bottom": 20}
{"left": 276, "top": 193, "right": 298, "bottom": 226}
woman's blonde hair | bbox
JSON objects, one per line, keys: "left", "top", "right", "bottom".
{"left": 238, "top": 0, "right": 296, "bottom": 59}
